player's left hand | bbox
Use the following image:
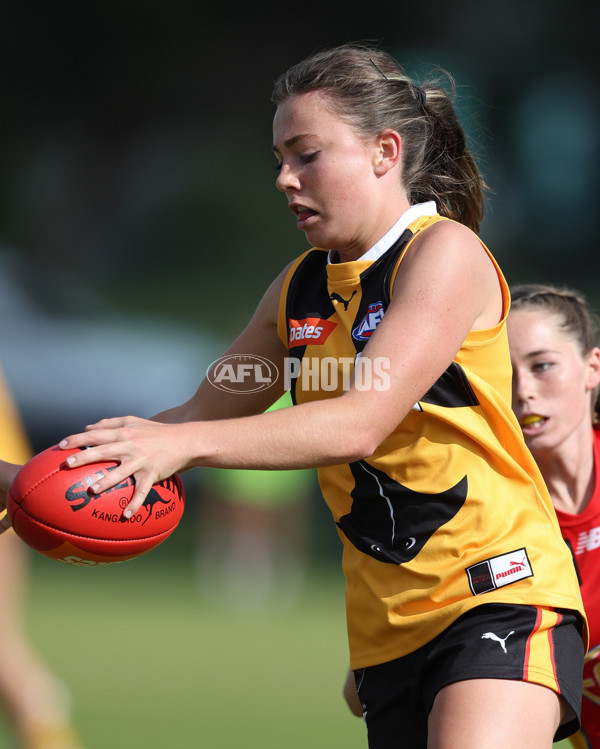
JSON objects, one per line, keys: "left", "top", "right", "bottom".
{"left": 59, "top": 416, "right": 192, "bottom": 518}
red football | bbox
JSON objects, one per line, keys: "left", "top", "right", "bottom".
{"left": 7, "top": 444, "right": 185, "bottom": 566}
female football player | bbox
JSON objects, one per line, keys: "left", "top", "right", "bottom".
{"left": 0, "top": 43, "right": 586, "bottom": 748}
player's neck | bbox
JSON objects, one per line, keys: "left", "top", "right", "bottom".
{"left": 533, "top": 433, "right": 596, "bottom": 515}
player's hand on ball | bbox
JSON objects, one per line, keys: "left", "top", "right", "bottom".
{"left": 7, "top": 444, "right": 185, "bottom": 563}
{"left": 59, "top": 416, "right": 191, "bottom": 518}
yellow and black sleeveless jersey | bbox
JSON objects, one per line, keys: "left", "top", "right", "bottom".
{"left": 277, "top": 213, "right": 586, "bottom": 669}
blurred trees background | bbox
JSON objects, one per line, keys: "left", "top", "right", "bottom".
{"left": 1, "top": 0, "right": 598, "bottom": 340}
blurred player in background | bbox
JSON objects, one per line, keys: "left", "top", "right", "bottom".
{"left": 509, "top": 284, "right": 600, "bottom": 749}
{"left": 0, "top": 367, "right": 82, "bottom": 749}
{"left": 196, "top": 392, "right": 316, "bottom": 611}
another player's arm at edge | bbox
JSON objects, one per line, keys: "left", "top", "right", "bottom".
{"left": 0, "top": 462, "right": 24, "bottom": 528}
{"left": 343, "top": 668, "right": 363, "bottom": 717}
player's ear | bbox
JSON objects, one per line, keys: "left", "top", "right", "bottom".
{"left": 585, "top": 347, "right": 600, "bottom": 391}
{"left": 373, "top": 129, "right": 401, "bottom": 176}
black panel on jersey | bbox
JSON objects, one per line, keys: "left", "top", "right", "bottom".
{"left": 285, "top": 250, "right": 332, "bottom": 404}
{"left": 419, "top": 362, "right": 479, "bottom": 408}
{"left": 286, "top": 250, "right": 332, "bottom": 323}
{"left": 338, "top": 460, "right": 468, "bottom": 565}
{"left": 564, "top": 539, "right": 582, "bottom": 586}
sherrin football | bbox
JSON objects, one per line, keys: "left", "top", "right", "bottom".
{"left": 7, "top": 444, "right": 185, "bottom": 566}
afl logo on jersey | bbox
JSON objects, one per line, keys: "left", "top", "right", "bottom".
{"left": 288, "top": 318, "right": 337, "bottom": 348}
{"left": 352, "top": 302, "right": 385, "bottom": 341}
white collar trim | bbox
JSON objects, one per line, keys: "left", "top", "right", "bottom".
{"left": 327, "top": 201, "right": 437, "bottom": 264}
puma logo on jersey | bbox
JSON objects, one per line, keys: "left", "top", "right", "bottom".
{"left": 481, "top": 631, "right": 514, "bottom": 653}
{"left": 352, "top": 302, "right": 385, "bottom": 341}
{"left": 330, "top": 290, "right": 357, "bottom": 311}
{"left": 466, "top": 548, "right": 533, "bottom": 596}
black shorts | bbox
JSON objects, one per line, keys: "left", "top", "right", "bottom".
{"left": 353, "top": 603, "right": 585, "bottom": 749}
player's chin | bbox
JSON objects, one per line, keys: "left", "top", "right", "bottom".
{"left": 301, "top": 218, "right": 332, "bottom": 245}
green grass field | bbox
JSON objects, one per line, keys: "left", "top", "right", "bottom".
{"left": 0, "top": 535, "right": 578, "bottom": 749}
{"left": 0, "top": 543, "right": 367, "bottom": 749}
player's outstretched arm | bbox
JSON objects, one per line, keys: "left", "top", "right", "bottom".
{"left": 58, "top": 265, "right": 291, "bottom": 516}
{"left": 59, "top": 222, "right": 500, "bottom": 519}
{"left": 153, "top": 264, "right": 291, "bottom": 425}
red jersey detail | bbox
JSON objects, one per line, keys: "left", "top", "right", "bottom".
{"left": 288, "top": 318, "right": 337, "bottom": 347}
{"left": 555, "top": 428, "right": 600, "bottom": 746}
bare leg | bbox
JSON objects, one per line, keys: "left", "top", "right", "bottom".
{"left": 428, "top": 678, "right": 565, "bottom": 749}
{"left": 0, "top": 531, "right": 82, "bottom": 749}
{"left": 196, "top": 490, "right": 309, "bottom": 611}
